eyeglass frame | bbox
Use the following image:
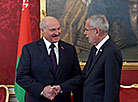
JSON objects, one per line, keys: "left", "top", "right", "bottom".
{"left": 84, "top": 28, "right": 96, "bottom": 32}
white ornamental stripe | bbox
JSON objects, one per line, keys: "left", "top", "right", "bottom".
{"left": 120, "top": 84, "right": 138, "bottom": 88}
{"left": 22, "top": 0, "right": 29, "bottom": 11}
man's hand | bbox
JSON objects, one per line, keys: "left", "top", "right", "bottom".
{"left": 42, "top": 85, "right": 56, "bottom": 100}
{"left": 52, "top": 85, "right": 62, "bottom": 95}
{"left": 42, "top": 85, "right": 62, "bottom": 100}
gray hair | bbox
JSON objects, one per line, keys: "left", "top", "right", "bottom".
{"left": 89, "top": 14, "right": 109, "bottom": 34}
{"left": 40, "top": 18, "right": 46, "bottom": 33}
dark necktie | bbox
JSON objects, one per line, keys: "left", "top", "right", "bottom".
{"left": 49, "top": 43, "right": 57, "bottom": 73}
{"left": 92, "top": 46, "right": 97, "bottom": 61}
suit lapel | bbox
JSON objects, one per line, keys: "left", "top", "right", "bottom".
{"left": 55, "top": 41, "right": 65, "bottom": 76}
{"left": 85, "top": 50, "right": 103, "bottom": 79}
{"left": 37, "top": 39, "right": 53, "bottom": 73}
{"left": 84, "top": 38, "right": 111, "bottom": 79}
{"left": 84, "top": 48, "right": 93, "bottom": 72}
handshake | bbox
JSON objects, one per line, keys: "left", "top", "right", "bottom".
{"left": 42, "top": 85, "right": 61, "bottom": 100}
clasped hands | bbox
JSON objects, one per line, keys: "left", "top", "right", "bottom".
{"left": 42, "top": 85, "right": 61, "bottom": 100}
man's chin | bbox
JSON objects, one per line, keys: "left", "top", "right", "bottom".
{"left": 88, "top": 40, "right": 92, "bottom": 44}
{"left": 52, "top": 39, "right": 60, "bottom": 43}
{"left": 89, "top": 40, "right": 94, "bottom": 45}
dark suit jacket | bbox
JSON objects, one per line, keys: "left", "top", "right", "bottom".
{"left": 16, "top": 38, "right": 82, "bottom": 102}
{"left": 61, "top": 38, "right": 123, "bottom": 102}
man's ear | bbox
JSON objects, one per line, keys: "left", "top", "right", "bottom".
{"left": 95, "top": 28, "right": 99, "bottom": 34}
{"left": 95, "top": 28, "right": 101, "bottom": 37}
{"left": 41, "top": 28, "right": 44, "bottom": 33}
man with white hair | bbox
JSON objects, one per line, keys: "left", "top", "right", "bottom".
{"left": 53, "top": 14, "right": 123, "bottom": 102}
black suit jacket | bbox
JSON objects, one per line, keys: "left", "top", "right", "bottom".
{"left": 16, "top": 38, "right": 82, "bottom": 102}
{"left": 61, "top": 38, "right": 123, "bottom": 102}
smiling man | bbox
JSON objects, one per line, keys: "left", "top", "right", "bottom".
{"left": 16, "top": 16, "right": 82, "bottom": 102}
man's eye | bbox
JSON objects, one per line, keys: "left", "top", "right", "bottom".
{"left": 57, "top": 28, "right": 61, "bottom": 30}
{"left": 85, "top": 29, "right": 88, "bottom": 31}
{"left": 49, "top": 29, "right": 56, "bottom": 31}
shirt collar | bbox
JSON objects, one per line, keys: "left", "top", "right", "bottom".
{"left": 95, "top": 35, "right": 109, "bottom": 50}
{"left": 43, "top": 37, "right": 58, "bottom": 49}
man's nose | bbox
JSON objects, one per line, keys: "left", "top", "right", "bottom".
{"left": 84, "top": 31, "right": 87, "bottom": 35}
{"left": 55, "top": 30, "right": 60, "bottom": 35}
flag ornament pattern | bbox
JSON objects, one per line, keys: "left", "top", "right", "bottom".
{"left": 14, "top": 0, "right": 32, "bottom": 102}
{"left": 22, "top": 0, "right": 29, "bottom": 11}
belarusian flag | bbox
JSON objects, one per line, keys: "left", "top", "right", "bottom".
{"left": 14, "top": 0, "right": 32, "bottom": 102}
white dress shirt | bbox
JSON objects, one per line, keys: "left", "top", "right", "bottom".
{"left": 95, "top": 35, "right": 109, "bottom": 55}
{"left": 43, "top": 37, "right": 59, "bottom": 65}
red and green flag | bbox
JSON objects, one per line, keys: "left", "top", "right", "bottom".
{"left": 14, "top": 0, "right": 32, "bottom": 102}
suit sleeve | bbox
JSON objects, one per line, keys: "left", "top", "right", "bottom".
{"left": 71, "top": 46, "right": 83, "bottom": 102}
{"left": 16, "top": 45, "right": 45, "bottom": 98}
{"left": 60, "top": 47, "right": 93, "bottom": 93}
{"left": 104, "top": 49, "right": 122, "bottom": 102}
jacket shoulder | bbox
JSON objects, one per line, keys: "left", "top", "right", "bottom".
{"left": 60, "top": 40, "right": 75, "bottom": 49}
{"left": 23, "top": 39, "right": 42, "bottom": 47}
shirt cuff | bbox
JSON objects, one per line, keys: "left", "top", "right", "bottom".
{"left": 40, "top": 91, "right": 43, "bottom": 95}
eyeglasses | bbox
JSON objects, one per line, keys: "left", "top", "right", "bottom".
{"left": 84, "top": 28, "right": 95, "bottom": 32}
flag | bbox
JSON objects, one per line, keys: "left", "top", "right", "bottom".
{"left": 14, "top": 0, "right": 32, "bottom": 102}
